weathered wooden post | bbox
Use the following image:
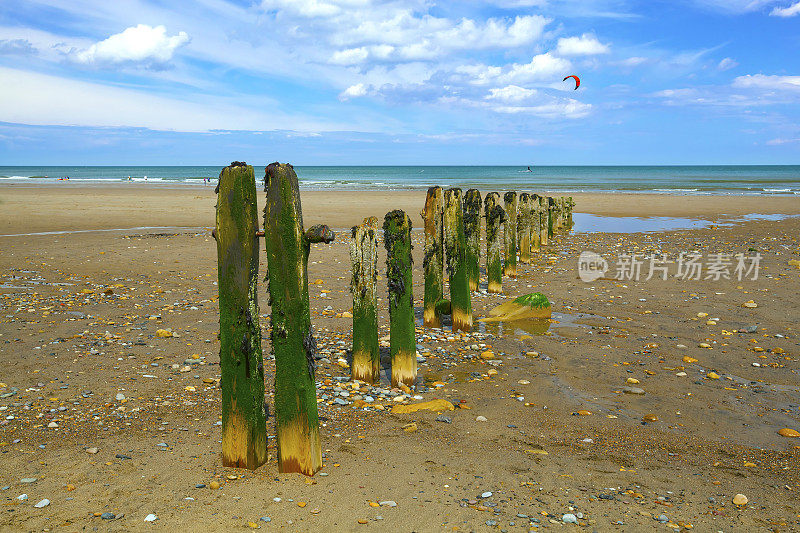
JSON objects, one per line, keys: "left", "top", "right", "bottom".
{"left": 539, "top": 195, "right": 549, "bottom": 246}
{"left": 547, "top": 196, "right": 555, "bottom": 238}
{"left": 444, "top": 188, "right": 472, "bottom": 332}
{"left": 421, "top": 187, "right": 444, "bottom": 328}
{"left": 463, "top": 188, "right": 482, "bottom": 292}
{"left": 518, "top": 193, "right": 532, "bottom": 264}
{"left": 350, "top": 216, "right": 379, "bottom": 384}
{"left": 383, "top": 210, "right": 416, "bottom": 387}
{"left": 530, "top": 194, "right": 541, "bottom": 253}
{"left": 263, "top": 162, "right": 334, "bottom": 476}
{"left": 503, "top": 192, "right": 518, "bottom": 278}
{"left": 567, "top": 196, "right": 575, "bottom": 228}
{"left": 216, "top": 162, "right": 268, "bottom": 470}
{"left": 484, "top": 192, "right": 505, "bottom": 294}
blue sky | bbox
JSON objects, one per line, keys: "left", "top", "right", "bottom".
{"left": 1, "top": 0, "right": 799, "bottom": 165}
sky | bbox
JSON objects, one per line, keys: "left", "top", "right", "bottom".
{"left": 0, "top": 0, "right": 799, "bottom": 165}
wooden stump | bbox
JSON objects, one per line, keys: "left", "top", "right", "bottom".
{"left": 421, "top": 187, "right": 444, "bottom": 328}
{"left": 530, "top": 194, "right": 541, "bottom": 253}
{"left": 547, "top": 196, "right": 555, "bottom": 238}
{"left": 263, "top": 162, "right": 333, "bottom": 476}
{"left": 503, "top": 192, "right": 518, "bottom": 278}
{"left": 444, "top": 188, "right": 472, "bottom": 332}
{"left": 518, "top": 193, "right": 532, "bottom": 264}
{"left": 463, "top": 188, "right": 482, "bottom": 292}
{"left": 484, "top": 192, "right": 505, "bottom": 294}
{"left": 383, "top": 210, "right": 416, "bottom": 387}
{"left": 350, "top": 217, "right": 379, "bottom": 384}
{"left": 539, "top": 195, "right": 549, "bottom": 246}
{"left": 215, "top": 162, "right": 268, "bottom": 470}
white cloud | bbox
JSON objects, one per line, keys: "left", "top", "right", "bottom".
{"left": 0, "top": 39, "right": 36, "bottom": 55}
{"left": 766, "top": 137, "right": 800, "bottom": 144}
{"left": 718, "top": 57, "right": 738, "bottom": 71}
{"left": 498, "top": 52, "right": 572, "bottom": 85}
{"left": 615, "top": 56, "right": 649, "bottom": 67}
{"left": 770, "top": 1, "right": 800, "bottom": 16}
{"left": 492, "top": 99, "right": 591, "bottom": 118}
{"left": 732, "top": 74, "right": 800, "bottom": 90}
{"left": 0, "top": 66, "right": 344, "bottom": 133}
{"left": 329, "top": 47, "right": 369, "bottom": 65}
{"left": 556, "top": 33, "right": 609, "bottom": 56}
{"left": 339, "top": 83, "right": 368, "bottom": 100}
{"left": 75, "top": 24, "right": 189, "bottom": 66}
{"left": 486, "top": 85, "right": 538, "bottom": 102}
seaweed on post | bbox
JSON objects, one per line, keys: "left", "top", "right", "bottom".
{"left": 530, "top": 194, "right": 541, "bottom": 253}
{"left": 484, "top": 192, "right": 505, "bottom": 294}
{"left": 539, "top": 195, "right": 549, "bottom": 247}
{"left": 502, "top": 191, "right": 518, "bottom": 278}
{"left": 383, "top": 210, "right": 416, "bottom": 387}
{"left": 263, "top": 162, "right": 334, "bottom": 476}
{"left": 421, "top": 187, "right": 444, "bottom": 328}
{"left": 350, "top": 217, "right": 379, "bottom": 383}
{"left": 463, "top": 188, "right": 482, "bottom": 292}
{"left": 215, "top": 162, "right": 268, "bottom": 470}
{"left": 444, "top": 188, "right": 472, "bottom": 332}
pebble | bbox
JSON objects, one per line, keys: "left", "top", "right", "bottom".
{"left": 34, "top": 499, "right": 50, "bottom": 508}
{"left": 622, "top": 386, "right": 645, "bottom": 395}
{"left": 17, "top": 494, "right": 27, "bottom": 501}
{"left": 86, "top": 447, "right": 98, "bottom": 454}
{"left": 379, "top": 500, "right": 397, "bottom": 507}
{"left": 481, "top": 491, "right": 493, "bottom": 498}
{"left": 435, "top": 415, "right": 452, "bottom": 424}
{"left": 209, "top": 481, "right": 220, "bottom": 490}
{"left": 733, "top": 493, "right": 748, "bottom": 506}
{"left": 144, "top": 514, "right": 158, "bottom": 522}
{"left": 707, "top": 372, "right": 720, "bottom": 380}
{"left": 778, "top": 428, "right": 800, "bottom": 438}
{"left": 20, "top": 478, "right": 37, "bottom": 483}
{"left": 562, "top": 513, "right": 577, "bottom": 524}
{"left": 101, "top": 512, "right": 115, "bottom": 519}
{"left": 642, "top": 414, "right": 659, "bottom": 423}
{"left": 475, "top": 415, "right": 488, "bottom": 422}
{"left": 657, "top": 514, "right": 668, "bottom": 523}
{"left": 260, "top": 517, "right": 271, "bottom": 522}
{"left": 48, "top": 421, "right": 58, "bottom": 428}
{"left": 115, "top": 393, "right": 126, "bottom": 401}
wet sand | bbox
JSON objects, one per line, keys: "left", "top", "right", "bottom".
{"left": 1, "top": 184, "right": 799, "bottom": 531}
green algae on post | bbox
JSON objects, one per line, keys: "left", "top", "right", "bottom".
{"left": 215, "top": 162, "right": 267, "bottom": 470}
{"left": 263, "top": 162, "right": 333, "bottom": 476}
{"left": 463, "top": 188, "right": 482, "bottom": 292}
{"left": 530, "top": 194, "right": 541, "bottom": 253}
{"left": 421, "top": 187, "right": 444, "bottom": 328}
{"left": 444, "top": 188, "right": 472, "bottom": 332}
{"left": 383, "top": 210, "right": 416, "bottom": 387}
{"left": 503, "top": 191, "right": 518, "bottom": 278}
{"left": 484, "top": 192, "right": 505, "bottom": 294}
{"left": 539, "top": 195, "right": 549, "bottom": 246}
{"left": 350, "top": 217, "right": 379, "bottom": 384}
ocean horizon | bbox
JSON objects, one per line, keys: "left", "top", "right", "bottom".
{"left": 1, "top": 165, "right": 799, "bottom": 195}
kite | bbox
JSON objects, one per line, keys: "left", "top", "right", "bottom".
{"left": 563, "top": 75, "right": 580, "bottom": 90}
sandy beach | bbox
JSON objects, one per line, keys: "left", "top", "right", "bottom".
{"left": 1, "top": 184, "right": 799, "bottom": 531}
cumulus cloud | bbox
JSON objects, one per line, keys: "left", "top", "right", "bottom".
{"left": 329, "top": 47, "right": 369, "bottom": 65}
{"left": 339, "top": 83, "right": 368, "bottom": 100}
{"left": 486, "top": 85, "right": 538, "bottom": 102}
{"left": 0, "top": 39, "right": 36, "bottom": 55}
{"left": 74, "top": 24, "right": 189, "bottom": 67}
{"left": 555, "top": 33, "right": 609, "bottom": 56}
{"left": 770, "top": 1, "right": 800, "bottom": 16}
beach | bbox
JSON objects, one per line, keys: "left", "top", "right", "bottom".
{"left": 1, "top": 184, "right": 799, "bottom": 531}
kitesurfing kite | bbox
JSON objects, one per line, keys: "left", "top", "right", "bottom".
{"left": 563, "top": 75, "right": 580, "bottom": 90}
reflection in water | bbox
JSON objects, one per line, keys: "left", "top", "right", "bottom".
{"left": 477, "top": 311, "right": 599, "bottom": 337}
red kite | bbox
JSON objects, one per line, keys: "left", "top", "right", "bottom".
{"left": 563, "top": 75, "right": 580, "bottom": 90}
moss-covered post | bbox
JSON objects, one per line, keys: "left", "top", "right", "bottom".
{"left": 215, "top": 162, "right": 267, "bottom": 470}
{"left": 484, "top": 192, "right": 505, "bottom": 294}
{"left": 547, "top": 196, "right": 555, "bottom": 238}
{"left": 444, "top": 188, "right": 472, "bottom": 332}
{"left": 383, "top": 210, "right": 416, "bottom": 388}
{"left": 539, "top": 195, "right": 549, "bottom": 246}
{"left": 421, "top": 187, "right": 444, "bottom": 328}
{"left": 263, "top": 162, "right": 334, "bottom": 476}
{"left": 463, "top": 188, "right": 482, "bottom": 292}
{"left": 518, "top": 193, "right": 532, "bottom": 264}
{"left": 503, "top": 192, "right": 518, "bottom": 278}
{"left": 567, "top": 196, "right": 575, "bottom": 228}
{"left": 530, "top": 194, "right": 541, "bottom": 253}
{"left": 350, "top": 217, "right": 379, "bottom": 383}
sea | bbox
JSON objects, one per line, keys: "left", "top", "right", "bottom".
{"left": 1, "top": 165, "right": 799, "bottom": 195}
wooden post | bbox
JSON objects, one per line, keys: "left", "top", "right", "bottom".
{"left": 350, "top": 217, "right": 379, "bottom": 384}
{"left": 518, "top": 193, "right": 532, "bottom": 264}
{"left": 444, "top": 188, "right": 472, "bottom": 332}
{"left": 421, "top": 187, "right": 444, "bottom": 328}
{"left": 215, "top": 162, "right": 268, "bottom": 470}
{"left": 547, "top": 196, "right": 555, "bottom": 238}
{"left": 503, "top": 192, "right": 517, "bottom": 278}
{"left": 530, "top": 194, "right": 541, "bottom": 253}
{"left": 484, "top": 192, "right": 505, "bottom": 294}
{"left": 463, "top": 188, "right": 481, "bottom": 292}
{"left": 539, "top": 195, "right": 549, "bottom": 246}
{"left": 263, "top": 162, "right": 333, "bottom": 476}
{"left": 383, "top": 210, "right": 416, "bottom": 388}
{"left": 567, "top": 196, "right": 574, "bottom": 229}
